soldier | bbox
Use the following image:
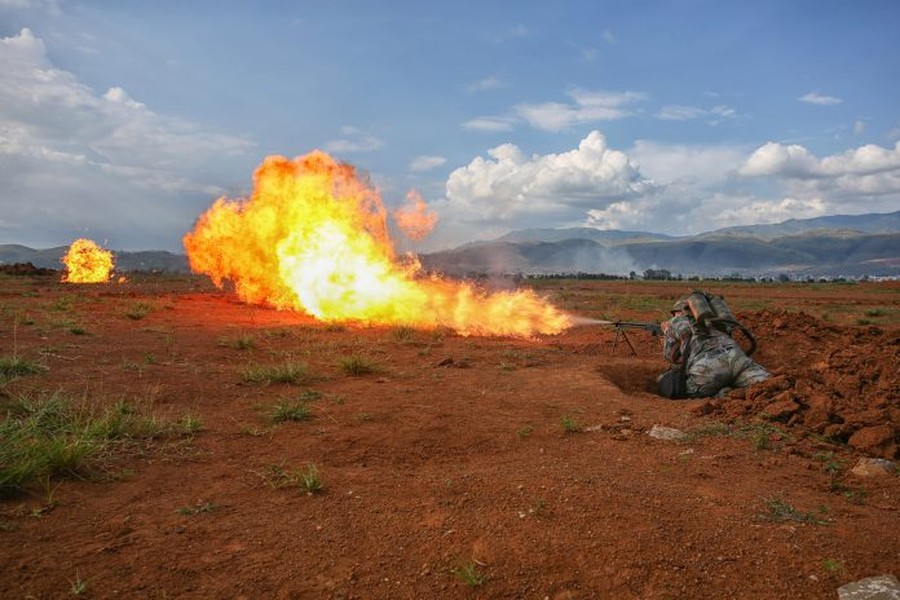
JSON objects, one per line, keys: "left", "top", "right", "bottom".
{"left": 658, "top": 291, "right": 770, "bottom": 398}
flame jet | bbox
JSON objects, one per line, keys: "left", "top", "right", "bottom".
{"left": 183, "top": 151, "right": 571, "bottom": 337}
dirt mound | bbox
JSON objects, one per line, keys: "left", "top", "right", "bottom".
{"left": 0, "top": 262, "right": 57, "bottom": 276}
{"left": 710, "top": 310, "right": 899, "bottom": 458}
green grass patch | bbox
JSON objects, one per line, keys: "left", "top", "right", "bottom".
{"left": 69, "top": 572, "right": 90, "bottom": 596}
{"left": 686, "top": 420, "right": 789, "bottom": 450}
{"left": 258, "top": 461, "right": 324, "bottom": 494}
{"left": 560, "top": 414, "right": 583, "bottom": 434}
{"left": 516, "top": 425, "right": 534, "bottom": 438}
{"left": 268, "top": 399, "right": 313, "bottom": 424}
{"left": 124, "top": 302, "right": 154, "bottom": 320}
{"left": 0, "top": 355, "right": 47, "bottom": 383}
{"left": 220, "top": 334, "right": 255, "bottom": 350}
{"left": 241, "top": 361, "right": 312, "bottom": 385}
{"left": 338, "top": 355, "right": 379, "bottom": 376}
{"left": 454, "top": 561, "right": 486, "bottom": 587}
{"left": 758, "top": 495, "right": 827, "bottom": 525}
{"left": 0, "top": 392, "right": 185, "bottom": 496}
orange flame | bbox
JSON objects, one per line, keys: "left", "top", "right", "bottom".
{"left": 183, "top": 152, "right": 571, "bottom": 337}
{"left": 62, "top": 238, "right": 114, "bottom": 283}
{"left": 394, "top": 190, "right": 437, "bottom": 240}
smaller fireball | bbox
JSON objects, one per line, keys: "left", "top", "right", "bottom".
{"left": 62, "top": 238, "right": 115, "bottom": 283}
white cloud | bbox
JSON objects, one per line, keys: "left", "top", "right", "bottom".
{"left": 513, "top": 102, "right": 579, "bottom": 131}
{"left": 799, "top": 92, "right": 843, "bottom": 106}
{"left": 462, "top": 116, "right": 516, "bottom": 132}
{"left": 0, "top": 0, "right": 60, "bottom": 12}
{"left": 739, "top": 142, "right": 821, "bottom": 178}
{"left": 737, "top": 140, "right": 900, "bottom": 218}
{"left": 0, "top": 28, "right": 256, "bottom": 250}
{"left": 103, "top": 86, "right": 144, "bottom": 109}
{"left": 740, "top": 141, "right": 900, "bottom": 179}
{"left": 466, "top": 76, "right": 503, "bottom": 92}
{"left": 706, "top": 196, "right": 828, "bottom": 229}
{"left": 443, "top": 131, "right": 655, "bottom": 227}
{"left": 853, "top": 120, "right": 866, "bottom": 135}
{"left": 429, "top": 132, "right": 899, "bottom": 247}
{"left": 463, "top": 89, "right": 645, "bottom": 134}
{"left": 657, "top": 105, "right": 707, "bottom": 121}
{"left": 514, "top": 89, "right": 646, "bottom": 131}
{"left": 323, "top": 126, "right": 384, "bottom": 153}
{"left": 656, "top": 104, "right": 736, "bottom": 123}
{"left": 409, "top": 155, "right": 447, "bottom": 172}
{"left": 629, "top": 140, "right": 747, "bottom": 184}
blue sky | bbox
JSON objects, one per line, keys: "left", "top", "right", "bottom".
{"left": 1, "top": 0, "right": 898, "bottom": 252}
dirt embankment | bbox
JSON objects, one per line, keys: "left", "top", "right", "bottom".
{"left": 705, "top": 309, "right": 899, "bottom": 459}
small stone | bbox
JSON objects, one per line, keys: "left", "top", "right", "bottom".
{"left": 850, "top": 458, "right": 897, "bottom": 478}
{"left": 837, "top": 574, "right": 900, "bottom": 600}
{"left": 648, "top": 425, "right": 688, "bottom": 442}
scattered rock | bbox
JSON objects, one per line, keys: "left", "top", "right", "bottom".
{"left": 837, "top": 574, "right": 900, "bottom": 600}
{"left": 648, "top": 425, "right": 688, "bottom": 442}
{"left": 759, "top": 392, "right": 800, "bottom": 422}
{"left": 719, "top": 311, "right": 899, "bottom": 458}
{"left": 804, "top": 394, "right": 835, "bottom": 430}
{"left": 850, "top": 458, "right": 898, "bottom": 478}
{"left": 848, "top": 425, "right": 898, "bottom": 460}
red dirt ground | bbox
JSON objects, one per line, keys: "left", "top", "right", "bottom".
{"left": 1, "top": 275, "right": 898, "bottom": 599}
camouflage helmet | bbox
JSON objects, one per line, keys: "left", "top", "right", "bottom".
{"left": 671, "top": 295, "right": 690, "bottom": 314}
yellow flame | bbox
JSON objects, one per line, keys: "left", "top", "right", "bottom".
{"left": 62, "top": 238, "right": 114, "bottom": 283}
{"left": 183, "top": 151, "right": 571, "bottom": 337}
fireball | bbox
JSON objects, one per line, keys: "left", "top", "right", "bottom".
{"left": 183, "top": 151, "right": 571, "bottom": 337}
{"left": 62, "top": 238, "right": 115, "bottom": 283}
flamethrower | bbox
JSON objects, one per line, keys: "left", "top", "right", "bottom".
{"left": 574, "top": 318, "right": 663, "bottom": 356}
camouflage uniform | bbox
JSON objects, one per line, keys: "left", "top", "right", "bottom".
{"left": 662, "top": 314, "right": 770, "bottom": 398}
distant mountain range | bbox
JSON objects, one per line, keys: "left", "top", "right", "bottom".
{"left": 419, "top": 211, "right": 900, "bottom": 279}
{"left": 0, "top": 244, "right": 190, "bottom": 273}
{"left": 2, "top": 210, "right": 899, "bottom": 278}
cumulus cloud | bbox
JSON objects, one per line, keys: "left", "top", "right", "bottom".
{"left": 799, "top": 92, "right": 843, "bottom": 106}
{"left": 737, "top": 141, "right": 900, "bottom": 217}
{"left": 0, "top": 28, "right": 255, "bottom": 250}
{"left": 629, "top": 140, "right": 747, "bottom": 185}
{"left": 740, "top": 141, "right": 900, "bottom": 179}
{"left": 443, "top": 131, "right": 655, "bottom": 227}
{"left": 710, "top": 196, "right": 828, "bottom": 227}
{"left": 430, "top": 134, "right": 899, "bottom": 247}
